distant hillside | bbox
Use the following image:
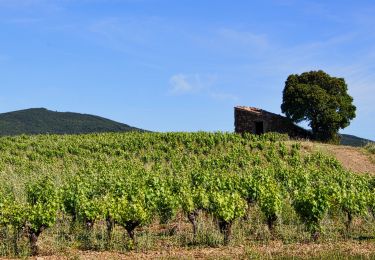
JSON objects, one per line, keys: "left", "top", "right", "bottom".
{"left": 340, "top": 134, "right": 373, "bottom": 147}
{"left": 301, "top": 128, "right": 373, "bottom": 147}
{"left": 0, "top": 108, "right": 144, "bottom": 136}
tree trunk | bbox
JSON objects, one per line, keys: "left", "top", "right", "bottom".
{"left": 29, "top": 232, "right": 39, "bottom": 256}
{"left": 85, "top": 219, "right": 95, "bottom": 230}
{"left": 71, "top": 212, "right": 77, "bottom": 223}
{"left": 218, "top": 219, "right": 233, "bottom": 245}
{"left": 187, "top": 210, "right": 199, "bottom": 237}
{"left": 243, "top": 200, "right": 254, "bottom": 221}
{"left": 106, "top": 216, "right": 115, "bottom": 248}
{"left": 345, "top": 211, "right": 353, "bottom": 233}
{"left": 28, "top": 226, "right": 45, "bottom": 256}
{"left": 267, "top": 214, "right": 278, "bottom": 233}
{"left": 12, "top": 226, "right": 21, "bottom": 256}
{"left": 125, "top": 221, "right": 140, "bottom": 243}
{"left": 106, "top": 216, "right": 114, "bottom": 241}
{"left": 311, "top": 230, "right": 320, "bottom": 242}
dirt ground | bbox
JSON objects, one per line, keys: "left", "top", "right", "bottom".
{"left": 329, "top": 146, "right": 375, "bottom": 174}
{"left": 21, "top": 241, "right": 374, "bottom": 259}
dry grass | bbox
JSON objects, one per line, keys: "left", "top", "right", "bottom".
{"left": 22, "top": 240, "right": 375, "bottom": 259}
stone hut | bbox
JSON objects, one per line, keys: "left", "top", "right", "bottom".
{"left": 234, "top": 106, "right": 311, "bottom": 139}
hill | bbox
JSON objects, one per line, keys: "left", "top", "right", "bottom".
{"left": 0, "top": 108, "right": 143, "bottom": 135}
{"left": 340, "top": 133, "right": 373, "bottom": 147}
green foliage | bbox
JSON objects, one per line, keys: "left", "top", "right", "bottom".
{"left": 292, "top": 184, "right": 331, "bottom": 236}
{"left": 281, "top": 70, "right": 356, "bottom": 143}
{"left": 110, "top": 171, "right": 154, "bottom": 229}
{"left": 255, "top": 171, "right": 282, "bottom": 229}
{"left": 0, "top": 187, "right": 25, "bottom": 229}
{"left": 334, "top": 173, "right": 369, "bottom": 220}
{"left": 209, "top": 191, "right": 247, "bottom": 222}
{"left": 367, "top": 177, "right": 375, "bottom": 217}
{"left": 364, "top": 142, "right": 375, "bottom": 154}
{"left": 0, "top": 132, "right": 373, "bottom": 255}
{"left": 25, "top": 176, "right": 60, "bottom": 233}
{"left": 147, "top": 173, "right": 180, "bottom": 224}
{"left": 62, "top": 172, "right": 104, "bottom": 224}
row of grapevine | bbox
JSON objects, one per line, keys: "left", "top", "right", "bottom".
{"left": 0, "top": 132, "right": 374, "bottom": 256}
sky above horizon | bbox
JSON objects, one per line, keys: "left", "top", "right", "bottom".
{"left": 0, "top": 0, "right": 374, "bottom": 140}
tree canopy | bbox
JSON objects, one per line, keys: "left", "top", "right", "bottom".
{"left": 281, "top": 70, "right": 356, "bottom": 143}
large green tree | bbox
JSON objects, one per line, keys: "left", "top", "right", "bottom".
{"left": 281, "top": 70, "right": 356, "bottom": 143}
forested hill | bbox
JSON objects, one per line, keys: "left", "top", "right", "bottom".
{"left": 0, "top": 108, "right": 143, "bottom": 135}
{"left": 340, "top": 134, "right": 373, "bottom": 147}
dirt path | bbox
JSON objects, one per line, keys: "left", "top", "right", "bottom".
{"left": 327, "top": 145, "right": 375, "bottom": 174}
{"left": 300, "top": 142, "right": 375, "bottom": 175}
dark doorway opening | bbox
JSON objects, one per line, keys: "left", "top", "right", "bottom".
{"left": 255, "top": 121, "right": 264, "bottom": 135}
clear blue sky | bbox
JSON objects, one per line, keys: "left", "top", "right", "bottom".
{"left": 1, "top": 0, "right": 374, "bottom": 140}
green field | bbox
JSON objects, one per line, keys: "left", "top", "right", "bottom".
{"left": 0, "top": 132, "right": 374, "bottom": 258}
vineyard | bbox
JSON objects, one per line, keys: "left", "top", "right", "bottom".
{"left": 0, "top": 132, "right": 374, "bottom": 257}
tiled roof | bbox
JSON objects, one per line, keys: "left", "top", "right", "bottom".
{"left": 235, "top": 106, "right": 263, "bottom": 114}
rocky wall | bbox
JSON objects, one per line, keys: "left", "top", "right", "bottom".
{"left": 234, "top": 107, "right": 311, "bottom": 139}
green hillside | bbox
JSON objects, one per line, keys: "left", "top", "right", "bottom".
{"left": 0, "top": 108, "right": 143, "bottom": 135}
{"left": 340, "top": 134, "right": 373, "bottom": 147}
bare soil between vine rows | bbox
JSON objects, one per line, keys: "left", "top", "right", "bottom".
{"left": 18, "top": 240, "right": 374, "bottom": 259}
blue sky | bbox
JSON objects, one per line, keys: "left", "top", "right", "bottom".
{"left": 0, "top": 0, "right": 374, "bottom": 140}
